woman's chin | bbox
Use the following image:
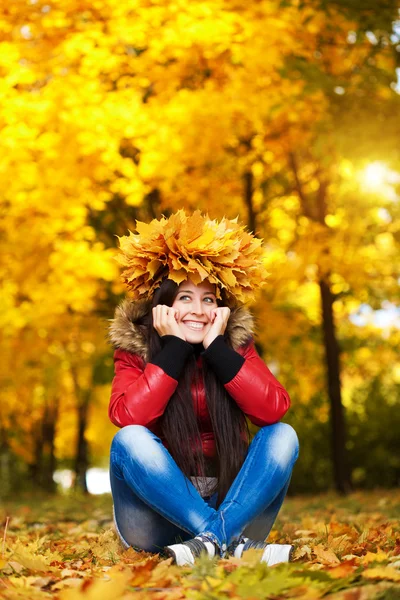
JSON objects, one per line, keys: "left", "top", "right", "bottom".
{"left": 185, "top": 332, "right": 205, "bottom": 344}
{"left": 180, "top": 322, "right": 210, "bottom": 344}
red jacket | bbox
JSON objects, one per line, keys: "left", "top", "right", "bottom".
{"left": 108, "top": 298, "right": 291, "bottom": 458}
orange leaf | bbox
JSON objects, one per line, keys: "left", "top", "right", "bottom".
{"left": 292, "top": 545, "right": 312, "bottom": 561}
{"left": 327, "top": 559, "right": 358, "bottom": 578}
{"left": 129, "top": 559, "right": 158, "bottom": 586}
{"left": 120, "top": 548, "right": 155, "bottom": 565}
{"left": 313, "top": 544, "right": 340, "bottom": 565}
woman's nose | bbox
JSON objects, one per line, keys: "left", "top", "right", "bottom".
{"left": 190, "top": 299, "right": 204, "bottom": 314}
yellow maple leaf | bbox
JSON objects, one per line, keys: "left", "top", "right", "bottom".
{"left": 363, "top": 567, "right": 400, "bottom": 582}
{"left": 361, "top": 550, "right": 390, "bottom": 565}
{"left": 116, "top": 210, "right": 269, "bottom": 301}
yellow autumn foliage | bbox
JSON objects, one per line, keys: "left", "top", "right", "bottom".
{"left": 0, "top": 0, "right": 398, "bottom": 481}
{"left": 115, "top": 209, "right": 270, "bottom": 302}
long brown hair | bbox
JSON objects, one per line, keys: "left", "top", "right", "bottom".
{"left": 145, "top": 278, "right": 249, "bottom": 506}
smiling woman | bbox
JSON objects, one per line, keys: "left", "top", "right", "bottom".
{"left": 158, "top": 279, "right": 231, "bottom": 348}
{"left": 107, "top": 210, "right": 298, "bottom": 566}
{"left": 172, "top": 281, "right": 218, "bottom": 343}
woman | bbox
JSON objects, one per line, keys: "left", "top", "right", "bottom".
{"left": 108, "top": 210, "right": 299, "bottom": 566}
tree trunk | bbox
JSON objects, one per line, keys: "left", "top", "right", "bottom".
{"left": 319, "top": 277, "right": 352, "bottom": 493}
{"left": 0, "top": 428, "right": 10, "bottom": 498}
{"left": 40, "top": 399, "right": 59, "bottom": 493}
{"left": 74, "top": 388, "right": 90, "bottom": 494}
{"left": 70, "top": 365, "right": 91, "bottom": 494}
{"left": 289, "top": 151, "right": 352, "bottom": 493}
{"left": 243, "top": 170, "right": 257, "bottom": 234}
{"left": 29, "top": 422, "right": 44, "bottom": 487}
{"left": 146, "top": 188, "right": 161, "bottom": 220}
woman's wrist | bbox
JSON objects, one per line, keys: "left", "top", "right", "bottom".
{"left": 202, "top": 337, "right": 213, "bottom": 350}
{"left": 160, "top": 334, "right": 190, "bottom": 347}
{"left": 202, "top": 336, "right": 245, "bottom": 384}
{"left": 151, "top": 336, "right": 194, "bottom": 380}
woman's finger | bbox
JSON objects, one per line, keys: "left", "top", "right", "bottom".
{"left": 152, "top": 305, "right": 183, "bottom": 338}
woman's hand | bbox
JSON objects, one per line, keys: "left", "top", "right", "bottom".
{"left": 202, "top": 307, "right": 231, "bottom": 349}
{"left": 152, "top": 305, "right": 186, "bottom": 341}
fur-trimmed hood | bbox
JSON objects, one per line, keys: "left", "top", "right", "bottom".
{"left": 108, "top": 298, "right": 254, "bottom": 362}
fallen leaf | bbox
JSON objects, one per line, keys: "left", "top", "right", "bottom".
{"left": 285, "top": 584, "right": 325, "bottom": 599}
{"left": 293, "top": 545, "right": 312, "bottom": 561}
{"left": 363, "top": 566, "right": 400, "bottom": 582}
{"left": 148, "top": 558, "right": 178, "bottom": 588}
{"left": 326, "top": 559, "right": 358, "bottom": 579}
{"left": 313, "top": 544, "right": 341, "bottom": 566}
{"left": 52, "top": 577, "right": 87, "bottom": 590}
{"left": 61, "top": 568, "right": 83, "bottom": 578}
{"left": 120, "top": 547, "right": 155, "bottom": 564}
{"left": 1, "top": 560, "right": 25, "bottom": 574}
{"left": 295, "top": 529, "right": 318, "bottom": 537}
{"left": 31, "top": 575, "right": 54, "bottom": 588}
{"left": 58, "top": 567, "right": 131, "bottom": 599}
{"left": 360, "top": 550, "right": 389, "bottom": 565}
{"left": 389, "top": 559, "right": 400, "bottom": 568}
{"left": 239, "top": 547, "right": 266, "bottom": 566}
{"left": 129, "top": 558, "right": 158, "bottom": 586}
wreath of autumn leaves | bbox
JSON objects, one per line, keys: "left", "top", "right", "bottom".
{"left": 114, "top": 210, "right": 270, "bottom": 303}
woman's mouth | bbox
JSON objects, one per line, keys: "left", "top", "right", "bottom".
{"left": 183, "top": 321, "right": 206, "bottom": 331}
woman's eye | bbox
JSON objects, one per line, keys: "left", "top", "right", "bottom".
{"left": 178, "top": 295, "right": 214, "bottom": 303}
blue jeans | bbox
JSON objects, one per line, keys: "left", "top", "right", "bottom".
{"left": 110, "top": 422, "right": 299, "bottom": 555}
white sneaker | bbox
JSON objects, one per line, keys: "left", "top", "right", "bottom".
{"left": 261, "top": 544, "right": 294, "bottom": 565}
{"left": 164, "top": 535, "right": 217, "bottom": 566}
{"left": 233, "top": 538, "right": 293, "bottom": 565}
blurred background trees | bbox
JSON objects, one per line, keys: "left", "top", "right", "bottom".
{"left": 1, "top": 0, "right": 399, "bottom": 497}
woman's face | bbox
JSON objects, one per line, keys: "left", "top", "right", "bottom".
{"left": 172, "top": 278, "right": 218, "bottom": 344}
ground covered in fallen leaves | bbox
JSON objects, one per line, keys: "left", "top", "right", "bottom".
{"left": 1, "top": 490, "right": 399, "bottom": 599}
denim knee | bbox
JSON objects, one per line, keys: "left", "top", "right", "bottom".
{"left": 111, "top": 425, "right": 170, "bottom": 474}
{"left": 257, "top": 422, "right": 299, "bottom": 465}
{"left": 111, "top": 424, "right": 154, "bottom": 454}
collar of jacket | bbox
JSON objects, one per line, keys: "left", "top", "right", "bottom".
{"left": 108, "top": 298, "right": 255, "bottom": 363}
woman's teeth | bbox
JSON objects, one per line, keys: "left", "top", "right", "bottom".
{"left": 184, "top": 321, "right": 205, "bottom": 330}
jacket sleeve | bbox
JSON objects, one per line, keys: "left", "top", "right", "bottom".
{"left": 108, "top": 348, "right": 180, "bottom": 429}
{"left": 225, "top": 340, "right": 291, "bottom": 426}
